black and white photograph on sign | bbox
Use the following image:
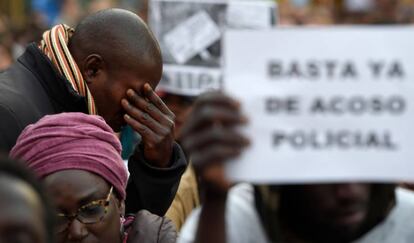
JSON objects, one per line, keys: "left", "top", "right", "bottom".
{"left": 149, "top": 0, "right": 276, "bottom": 67}
{"left": 149, "top": 0, "right": 276, "bottom": 96}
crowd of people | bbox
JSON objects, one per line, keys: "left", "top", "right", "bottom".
{"left": 1, "top": 0, "right": 414, "bottom": 243}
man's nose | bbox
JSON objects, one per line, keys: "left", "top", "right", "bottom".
{"left": 334, "top": 183, "right": 368, "bottom": 200}
{"left": 67, "top": 218, "right": 88, "bottom": 241}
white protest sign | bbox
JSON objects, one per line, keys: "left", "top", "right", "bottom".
{"left": 224, "top": 27, "right": 414, "bottom": 184}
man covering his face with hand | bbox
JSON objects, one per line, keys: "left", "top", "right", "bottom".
{"left": 0, "top": 8, "right": 186, "bottom": 216}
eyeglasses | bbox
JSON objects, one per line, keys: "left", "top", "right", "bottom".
{"left": 55, "top": 186, "right": 113, "bottom": 233}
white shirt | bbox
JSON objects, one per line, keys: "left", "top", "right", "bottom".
{"left": 179, "top": 184, "right": 414, "bottom": 243}
{"left": 178, "top": 183, "right": 269, "bottom": 243}
{"left": 354, "top": 188, "right": 414, "bottom": 243}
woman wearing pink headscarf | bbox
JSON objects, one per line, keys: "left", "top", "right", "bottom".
{"left": 10, "top": 113, "right": 176, "bottom": 243}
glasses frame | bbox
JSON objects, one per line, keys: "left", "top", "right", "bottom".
{"left": 56, "top": 186, "right": 113, "bottom": 233}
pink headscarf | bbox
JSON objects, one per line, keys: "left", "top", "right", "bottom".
{"left": 10, "top": 113, "right": 128, "bottom": 200}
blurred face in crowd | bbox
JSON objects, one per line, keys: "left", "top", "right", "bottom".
{"left": 84, "top": 59, "right": 162, "bottom": 132}
{"left": 162, "top": 93, "right": 195, "bottom": 140}
{"left": 0, "top": 44, "right": 12, "bottom": 71}
{"left": 279, "top": 183, "right": 395, "bottom": 242}
{"left": 0, "top": 175, "right": 47, "bottom": 243}
{"left": 44, "top": 170, "right": 124, "bottom": 243}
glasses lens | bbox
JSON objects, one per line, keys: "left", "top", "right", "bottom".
{"left": 78, "top": 202, "right": 106, "bottom": 224}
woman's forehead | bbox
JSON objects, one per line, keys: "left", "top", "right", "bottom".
{"left": 43, "top": 170, "right": 110, "bottom": 204}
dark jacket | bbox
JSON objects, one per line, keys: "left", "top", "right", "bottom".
{"left": 0, "top": 43, "right": 187, "bottom": 216}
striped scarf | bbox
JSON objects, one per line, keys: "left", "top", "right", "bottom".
{"left": 39, "top": 24, "right": 97, "bottom": 115}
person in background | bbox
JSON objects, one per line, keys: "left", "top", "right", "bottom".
{"left": 0, "top": 42, "right": 13, "bottom": 71}
{"left": 0, "top": 17, "right": 14, "bottom": 70}
{"left": 10, "top": 112, "right": 177, "bottom": 243}
{"left": 0, "top": 8, "right": 186, "bottom": 216}
{"left": 0, "top": 157, "right": 54, "bottom": 243}
{"left": 161, "top": 91, "right": 200, "bottom": 230}
{"left": 31, "top": 0, "right": 61, "bottom": 26}
{"left": 54, "top": 0, "right": 83, "bottom": 27}
{"left": 177, "top": 92, "right": 414, "bottom": 243}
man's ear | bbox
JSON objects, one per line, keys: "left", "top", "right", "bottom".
{"left": 82, "top": 54, "right": 105, "bottom": 84}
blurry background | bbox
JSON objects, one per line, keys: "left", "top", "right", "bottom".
{"left": 0, "top": 0, "right": 149, "bottom": 71}
{"left": 1, "top": 0, "right": 414, "bottom": 71}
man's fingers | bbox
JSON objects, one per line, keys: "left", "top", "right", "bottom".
{"left": 122, "top": 99, "right": 169, "bottom": 136}
{"left": 191, "top": 145, "right": 243, "bottom": 169}
{"left": 182, "top": 128, "right": 249, "bottom": 152}
{"left": 124, "top": 114, "right": 162, "bottom": 147}
{"left": 143, "top": 83, "right": 175, "bottom": 119}
{"left": 180, "top": 107, "right": 247, "bottom": 139}
{"left": 125, "top": 89, "right": 174, "bottom": 127}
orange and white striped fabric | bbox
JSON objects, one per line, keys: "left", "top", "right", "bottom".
{"left": 39, "top": 24, "right": 97, "bottom": 115}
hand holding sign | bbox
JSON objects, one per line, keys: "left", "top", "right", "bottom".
{"left": 180, "top": 92, "right": 249, "bottom": 194}
{"left": 122, "top": 83, "right": 176, "bottom": 168}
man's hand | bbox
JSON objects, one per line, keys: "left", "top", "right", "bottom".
{"left": 121, "top": 83, "right": 175, "bottom": 168}
{"left": 180, "top": 92, "right": 249, "bottom": 195}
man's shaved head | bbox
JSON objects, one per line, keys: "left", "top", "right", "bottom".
{"left": 69, "top": 8, "right": 162, "bottom": 72}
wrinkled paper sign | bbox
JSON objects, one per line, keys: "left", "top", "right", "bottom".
{"left": 150, "top": 0, "right": 277, "bottom": 96}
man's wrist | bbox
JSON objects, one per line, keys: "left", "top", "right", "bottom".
{"left": 135, "top": 142, "right": 174, "bottom": 168}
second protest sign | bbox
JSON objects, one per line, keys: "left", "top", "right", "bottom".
{"left": 224, "top": 27, "right": 414, "bottom": 183}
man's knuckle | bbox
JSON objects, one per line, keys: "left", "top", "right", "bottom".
{"left": 139, "top": 126, "right": 148, "bottom": 133}
{"left": 147, "top": 103, "right": 156, "bottom": 112}
{"left": 166, "top": 120, "right": 174, "bottom": 130}
{"left": 142, "top": 112, "right": 150, "bottom": 121}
